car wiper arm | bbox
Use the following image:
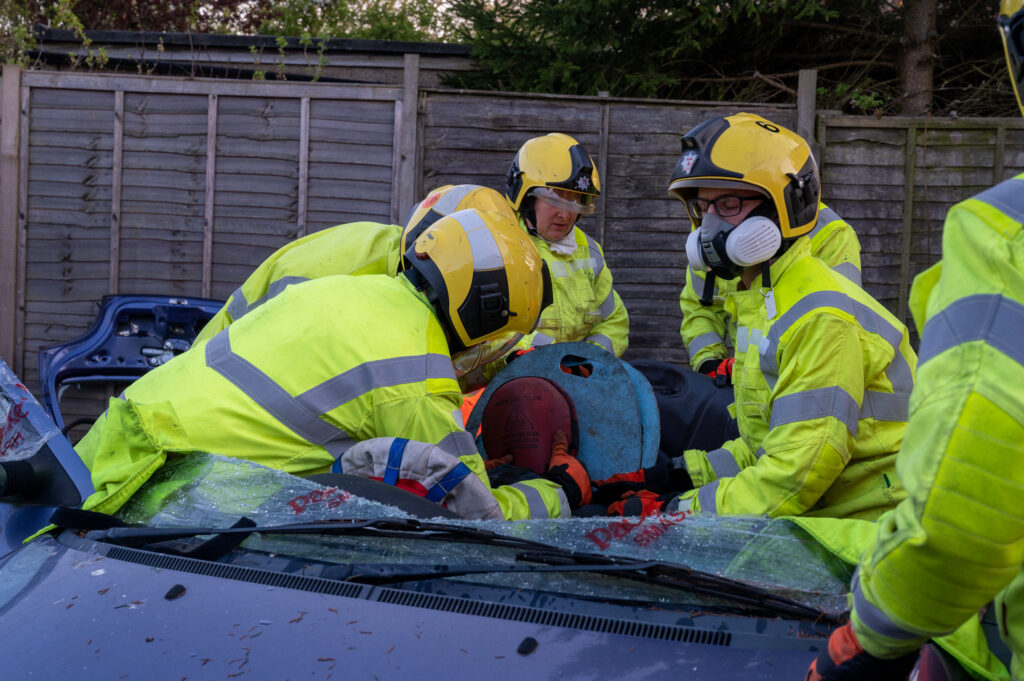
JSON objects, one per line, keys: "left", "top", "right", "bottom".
{"left": 515, "top": 549, "right": 836, "bottom": 623}
{"left": 327, "top": 551, "right": 832, "bottom": 623}
{"left": 83, "top": 517, "right": 558, "bottom": 553}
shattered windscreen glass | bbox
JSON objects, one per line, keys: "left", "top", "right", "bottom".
{"left": 116, "top": 453, "right": 854, "bottom": 613}
{"left": 0, "top": 360, "right": 60, "bottom": 461}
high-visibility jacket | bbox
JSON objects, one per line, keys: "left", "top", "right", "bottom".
{"left": 520, "top": 219, "right": 629, "bottom": 357}
{"left": 793, "top": 515, "right": 1010, "bottom": 681}
{"left": 666, "top": 236, "right": 915, "bottom": 520}
{"left": 75, "top": 275, "right": 570, "bottom": 521}
{"left": 679, "top": 203, "right": 862, "bottom": 371}
{"left": 849, "top": 175, "right": 1024, "bottom": 680}
{"left": 195, "top": 222, "right": 404, "bottom": 343}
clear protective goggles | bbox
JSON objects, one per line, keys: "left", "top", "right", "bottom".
{"left": 529, "top": 187, "right": 597, "bottom": 216}
{"left": 452, "top": 332, "right": 523, "bottom": 379}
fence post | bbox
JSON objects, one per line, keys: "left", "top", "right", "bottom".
{"left": 1, "top": 66, "right": 22, "bottom": 368}
{"left": 597, "top": 90, "right": 610, "bottom": 245}
{"left": 202, "top": 93, "right": 218, "bottom": 298}
{"left": 109, "top": 90, "right": 124, "bottom": 294}
{"left": 797, "top": 69, "right": 818, "bottom": 158}
{"left": 395, "top": 53, "right": 420, "bottom": 223}
{"left": 898, "top": 126, "right": 918, "bottom": 325}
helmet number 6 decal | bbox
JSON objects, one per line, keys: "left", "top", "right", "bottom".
{"left": 756, "top": 121, "right": 780, "bottom": 133}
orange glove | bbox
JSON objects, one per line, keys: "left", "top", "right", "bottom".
{"left": 607, "top": 490, "right": 675, "bottom": 517}
{"left": 805, "top": 623, "right": 918, "bottom": 681}
{"left": 592, "top": 452, "right": 694, "bottom": 506}
{"left": 483, "top": 454, "right": 513, "bottom": 471}
{"left": 543, "top": 431, "right": 592, "bottom": 509}
{"left": 699, "top": 357, "right": 734, "bottom": 386}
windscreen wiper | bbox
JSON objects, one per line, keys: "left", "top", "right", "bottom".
{"left": 320, "top": 550, "right": 834, "bottom": 623}
{"left": 78, "top": 516, "right": 560, "bottom": 554}
{"left": 72, "top": 512, "right": 834, "bottom": 623}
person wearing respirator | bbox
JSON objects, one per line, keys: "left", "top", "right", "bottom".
{"left": 606, "top": 113, "right": 916, "bottom": 521}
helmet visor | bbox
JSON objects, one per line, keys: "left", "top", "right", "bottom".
{"left": 451, "top": 332, "right": 523, "bottom": 378}
{"left": 1001, "top": 10, "right": 1024, "bottom": 115}
{"left": 530, "top": 187, "right": 597, "bottom": 216}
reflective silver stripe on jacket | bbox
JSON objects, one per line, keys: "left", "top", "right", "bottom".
{"left": 665, "top": 495, "right": 693, "bottom": 515}
{"left": 918, "top": 294, "right": 1024, "bottom": 369}
{"left": 583, "top": 233, "right": 605, "bottom": 279}
{"left": 735, "top": 326, "right": 769, "bottom": 354}
{"left": 206, "top": 331, "right": 457, "bottom": 457}
{"left": 851, "top": 567, "right": 922, "bottom": 640}
{"left": 547, "top": 261, "right": 570, "bottom": 278}
{"left": 598, "top": 290, "right": 616, "bottom": 320}
{"left": 759, "top": 291, "right": 913, "bottom": 424}
{"left": 227, "top": 275, "right": 310, "bottom": 320}
{"left": 585, "top": 334, "right": 614, "bottom": 353}
{"left": 974, "top": 176, "right": 1024, "bottom": 223}
{"left": 688, "top": 332, "right": 725, "bottom": 360}
{"left": 706, "top": 448, "right": 740, "bottom": 478}
{"left": 532, "top": 331, "right": 556, "bottom": 346}
{"left": 833, "top": 261, "right": 862, "bottom": 286}
{"left": 811, "top": 206, "right": 863, "bottom": 285}
{"left": 206, "top": 331, "right": 352, "bottom": 449}
{"left": 689, "top": 267, "right": 719, "bottom": 300}
{"left": 770, "top": 386, "right": 861, "bottom": 437}
{"left": 296, "top": 354, "right": 457, "bottom": 415}
{"left": 548, "top": 257, "right": 598, "bottom": 278}
{"left": 697, "top": 479, "right": 720, "bottom": 515}
{"left": 438, "top": 430, "right": 479, "bottom": 458}
{"left": 509, "top": 482, "right": 556, "bottom": 518}
{"left": 812, "top": 205, "right": 841, "bottom": 235}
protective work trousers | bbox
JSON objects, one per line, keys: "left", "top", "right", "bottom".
{"left": 195, "top": 221, "right": 404, "bottom": 343}
{"left": 668, "top": 237, "right": 916, "bottom": 519}
{"left": 679, "top": 203, "right": 862, "bottom": 371}
{"left": 520, "top": 220, "right": 629, "bottom": 357}
{"left": 76, "top": 275, "right": 569, "bottom": 521}
{"left": 850, "top": 174, "right": 1024, "bottom": 680}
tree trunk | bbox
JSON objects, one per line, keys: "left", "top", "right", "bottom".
{"left": 899, "top": 0, "right": 938, "bottom": 115}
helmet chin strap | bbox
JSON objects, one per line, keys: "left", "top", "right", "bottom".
{"left": 700, "top": 271, "right": 717, "bottom": 306}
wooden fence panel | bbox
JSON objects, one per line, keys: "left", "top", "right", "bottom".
{"left": 818, "top": 114, "right": 1024, "bottom": 328}
{"left": 120, "top": 91, "right": 209, "bottom": 297}
{"left": 6, "top": 67, "right": 1024, "bottom": 434}
{"left": 21, "top": 87, "right": 114, "bottom": 403}
{"left": 3, "top": 70, "right": 403, "bottom": 432}
{"left": 210, "top": 95, "right": 302, "bottom": 300}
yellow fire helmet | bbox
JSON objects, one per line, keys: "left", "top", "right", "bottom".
{"left": 505, "top": 133, "right": 600, "bottom": 227}
{"left": 403, "top": 208, "right": 554, "bottom": 353}
{"left": 402, "top": 184, "right": 518, "bottom": 259}
{"left": 667, "top": 113, "right": 820, "bottom": 240}
{"left": 1000, "top": 0, "right": 1024, "bottom": 116}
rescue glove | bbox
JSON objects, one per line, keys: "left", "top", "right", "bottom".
{"left": 543, "top": 431, "right": 592, "bottom": 509}
{"left": 592, "top": 451, "right": 694, "bottom": 506}
{"left": 699, "top": 357, "right": 735, "bottom": 387}
{"left": 606, "top": 489, "right": 677, "bottom": 518}
{"left": 805, "top": 622, "right": 919, "bottom": 681}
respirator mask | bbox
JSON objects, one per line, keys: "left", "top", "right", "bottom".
{"left": 685, "top": 204, "right": 781, "bottom": 281}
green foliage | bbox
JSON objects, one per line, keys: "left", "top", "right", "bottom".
{"left": 255, "top": 0, "right": 456, "bottom": 41}
{"left": 446, "top": 0, "right": 1017, "bottom": 117}
{"left": 446, "top": 0, "right": 836, "bottom": 98}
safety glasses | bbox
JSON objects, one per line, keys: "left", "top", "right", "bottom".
{"left": 687, "top": 194, "right": 764, "bottom": 219}
{"left": 530, "top": 187, "right": 597, "bottom": 215}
